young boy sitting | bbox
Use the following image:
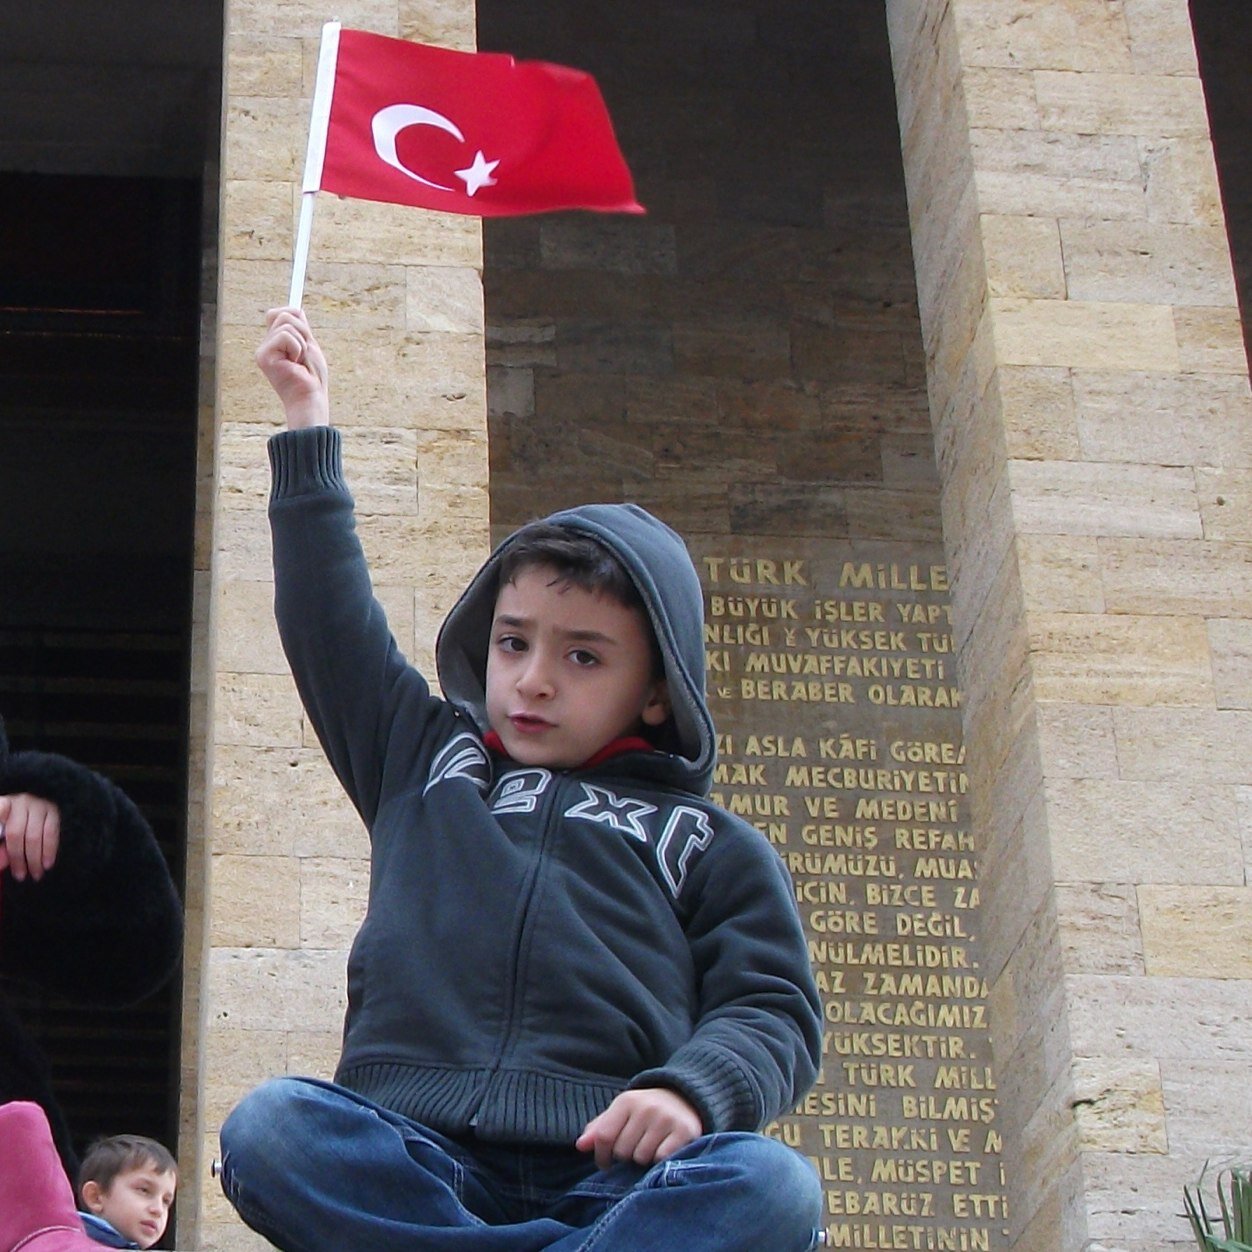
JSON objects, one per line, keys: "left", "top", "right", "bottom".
{"left": 78, "top": 1134, "right": 178, "bottom": 1250}
{"left": 218, "top": 307, "right": 825, "bottom": 1250}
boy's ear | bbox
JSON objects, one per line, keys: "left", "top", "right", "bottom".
{"left": 81, "top": 1179, "right": 106, "bottom": 1214}
{"left": 641, "top": 679, "right": 671, "bottom": 727}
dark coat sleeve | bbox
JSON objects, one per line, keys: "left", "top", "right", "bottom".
{"left": 0, "top": 716, "right": 183, "bottom": 1006}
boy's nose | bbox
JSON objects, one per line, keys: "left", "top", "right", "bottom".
{"left": 516, "top": 654, "right": 555, "bottom": 697}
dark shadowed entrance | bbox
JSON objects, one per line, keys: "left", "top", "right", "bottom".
{"left": 0, "top": 4, "right": 221, "bottom": 1233}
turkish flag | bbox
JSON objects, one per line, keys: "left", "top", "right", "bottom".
{"left": 319, "top": 30, "right": 643, "bottom": 217}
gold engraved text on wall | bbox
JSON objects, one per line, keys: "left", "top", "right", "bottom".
{"left": 694, "top": 539, "right": 1009, "bottom": 1251}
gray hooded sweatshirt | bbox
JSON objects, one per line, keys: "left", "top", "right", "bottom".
{"left": 268, "top": 425, "right": 822, "bottom": 1144}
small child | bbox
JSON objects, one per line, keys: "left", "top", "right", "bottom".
{"left": 77, "top": 1135, "right": 177, "bottom": 1250}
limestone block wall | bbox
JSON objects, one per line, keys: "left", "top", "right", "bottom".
{"left": 885, "top": 0, "right": 1252, "bottom": 1247}
{"left": 482, "top": 0, "right": 935, "bottom": 542}
{"left": 192, "top": 1, "right": 487, "bottom": 1246}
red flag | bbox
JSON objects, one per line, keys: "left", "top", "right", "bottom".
{"left": 318, "top": 29, "right": 643, "bottom": 217}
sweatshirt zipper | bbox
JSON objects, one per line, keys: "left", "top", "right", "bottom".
{"left": 468, "top": 769, "right": 564, "bottom": 1125}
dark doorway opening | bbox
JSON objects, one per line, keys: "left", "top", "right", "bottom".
{"left": 0, "top": 6, "right": 222, "bottom": 1227}
{"left": 0, "top": 169, "right": 199, "bottom": 1202}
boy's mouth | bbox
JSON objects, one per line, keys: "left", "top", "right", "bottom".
{"left": 509, "top": 713, "right": 554, "bottom": 733}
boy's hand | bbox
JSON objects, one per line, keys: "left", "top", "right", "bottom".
{"left": 256, "top": 306, "right": 330, "bottom": 429}
{"left": 0, "top": 793, "right": 62, "bottom": 882}
{"left": 576, "top": 1088, "right": 702, "bottom": 1171}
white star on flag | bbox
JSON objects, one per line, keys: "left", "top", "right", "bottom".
{"left": 455, "top": 151, "right": 500, "bottom": 196}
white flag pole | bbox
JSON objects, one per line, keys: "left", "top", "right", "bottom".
{"left": 289, "top": 19, "right": 342, "bottom": 308}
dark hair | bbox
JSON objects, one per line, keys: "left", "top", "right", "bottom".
{"left": 78, "top": 1134, "right": 178, "bottom": 1197}
{"left": 497, "top": 522, "right": 664, "bottom": 678}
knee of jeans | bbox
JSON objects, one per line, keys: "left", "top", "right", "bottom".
{"left": 737, "top": 1136, "right": 822, "bottom": 1223}
{"left": 220, "top": 1077, "right": 308, "bottom": 1179}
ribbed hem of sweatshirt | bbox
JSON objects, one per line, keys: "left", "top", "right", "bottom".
{"left": 337, "top": 1061, "right": 623, "bottom": 1145}
{"left": 630, "top": 1047, "right": 761, "bottom": 1134}
{"left": 268, "top": 425, "right": 347, "bottom": 500}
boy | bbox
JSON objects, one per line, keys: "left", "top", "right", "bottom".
{"left": 219, "top": 308, "right": 824, "bottom": 1250}
{"left": 78, "top": 1134, "right": 178, "bottom": 1249}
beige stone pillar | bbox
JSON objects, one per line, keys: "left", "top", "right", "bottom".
{"left": 887, "top": 1, "right": 1252, "bottom": 1247}
{"left": 187, "top": 2, "right": 489, "bottom": 1246}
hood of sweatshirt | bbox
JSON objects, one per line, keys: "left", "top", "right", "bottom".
{"left": 436, "top": 503, "right": 716, "bottom": 796}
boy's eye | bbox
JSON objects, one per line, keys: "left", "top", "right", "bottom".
{"left": 496, "top": 634, "right": 526, "bottom": 653}
{"left": 569, "top": 649, "right": 599, "bottom": 667}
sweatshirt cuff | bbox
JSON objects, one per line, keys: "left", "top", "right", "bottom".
{"left": 268, "top": 426, "right": 347, "bottom": 501}
{"left": 630, "top": 1046, "right": 761, "bottom": 1134}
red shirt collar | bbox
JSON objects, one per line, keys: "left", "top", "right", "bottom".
{"left": 482, "top": 730, "right": 655, "bottom": 770}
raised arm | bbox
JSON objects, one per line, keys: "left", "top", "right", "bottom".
{"left": 258, "top": 310, "right": 449, "bottom": 829}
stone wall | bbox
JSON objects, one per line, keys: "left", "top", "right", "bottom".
{"left": 886, "top": 1, "right": 1252, "bottom": 1247}
{"left": 483, "top": 2, "right": 936, "bottom": 544}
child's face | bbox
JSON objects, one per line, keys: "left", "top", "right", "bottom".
{"left": 83, "top": 1162, "right": 176, "bottom": 1250}
{"left": 486, "top": 564, "right": 670, "bottom": 769}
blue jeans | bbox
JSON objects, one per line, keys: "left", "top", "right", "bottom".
{"left": 219, "top": 1077, "right": 822, "bottom": 1251}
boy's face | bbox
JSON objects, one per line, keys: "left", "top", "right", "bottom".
{"left": 486, "top": 564, "right": 670, "bottom": 769}
{"left": 82, "top": 1162, "right": 176, "bottom": 1250}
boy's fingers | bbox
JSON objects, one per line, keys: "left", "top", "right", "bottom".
{"left": 275, "top": 327, "right": 306, "bottom": 363}
{"left": 612, "top": 1115, "right": 642, "bottom": 1164}
{"left": 577, "top": 1091, "right": 702, "bottom": 1169}
{"left": 266, "top": 308, "right": 314, "bottom": 352}
{"left": 260, "top": 319, "right": 324, "bottom": 376}
{"left": 655, "top": 1125, "right": 694, "bottom": 1162}
{"left": 576, "top": 1111, "right": 613, "bottom": 1171}
{"left": 615, "top": 1119, "right": 648, "bottom": 1167}
{"left": 580, "top": 1108, "right": 631, "bottom": 1171}
{"left": 260, "top": 324, "right": 303, "bottom": 359}
{"left": 265, "top": 304, "right": 305, "bottom": 328}
{"left": 256, "top": 333, "right": 308, "bottom": 382}
{"left": 626, "top": 1107, "right": 682, "bottom": 1165}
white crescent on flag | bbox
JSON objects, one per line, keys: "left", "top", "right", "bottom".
{"left": 370, "top": 103, "right": 498, "bottom": 197}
